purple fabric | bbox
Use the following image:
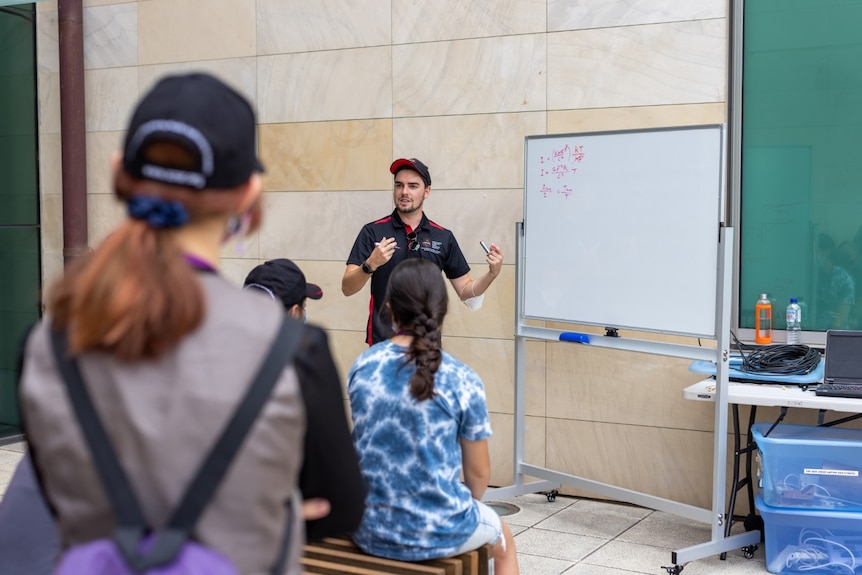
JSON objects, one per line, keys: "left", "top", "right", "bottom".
{"left": 182, "top": 253, "right": 217, "bottom": 273}
{"left": 55, "top": 538, "right": 238, "bottom": 575}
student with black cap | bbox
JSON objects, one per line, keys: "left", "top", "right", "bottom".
{"left": 342, "top": 157, "right": 504, "bottom": 345}
{"left": 242, "top": 257, "right": 367, "bottom": 543}
{"left": 244, "top": 258, "right": 323, "bottom": 323}
{"left": 16, "top": 72, "right": 365, "bottom": 575}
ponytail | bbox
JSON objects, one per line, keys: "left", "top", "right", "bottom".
{"left": 48, "top": 218, "right": 203, "bottom": 361}
{"left": 48, "top": 72, "right": 268, "bottom": 362}
{"left": 46, "top": 137, "right": 263, "bottom": 362}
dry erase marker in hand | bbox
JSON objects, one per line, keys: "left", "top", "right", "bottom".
{"left": 480, "top": 241, "right": 491, "bottom": 254}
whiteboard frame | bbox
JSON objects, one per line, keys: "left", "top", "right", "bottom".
{"left": 521, "top": 125, "right": 726, "bottom": 339}
{"left": 484, "top": 224, "right": 760, "bottom": 566}
{"left": 483, "top": 124, "right": 762, "bottom": 568}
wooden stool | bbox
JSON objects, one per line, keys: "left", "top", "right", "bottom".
{"left": 302, "top": 535, "right": 493, "bottom": 575}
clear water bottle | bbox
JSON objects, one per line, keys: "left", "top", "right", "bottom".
{"left": 786, "top": 298, "right": 802, "bottom": 345}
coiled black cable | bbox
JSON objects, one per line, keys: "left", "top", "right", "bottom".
{"left": 730, "top": 332, "right": 822, "bottom": 375}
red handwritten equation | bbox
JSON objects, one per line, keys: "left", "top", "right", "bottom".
{"left": 536, "top": 143, "right": 585, "bottom": 199}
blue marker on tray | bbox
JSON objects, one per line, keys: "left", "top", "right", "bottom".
{"left": 559, "top": 332, "right": 590, "bottom": 344}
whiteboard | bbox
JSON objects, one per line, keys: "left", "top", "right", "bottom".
{"left": 522, "top": 125, "right": 724, "bottom": 338}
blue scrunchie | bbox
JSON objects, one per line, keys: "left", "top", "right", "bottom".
{"left": 127, "top": 196, "right": 189, "bottom": 229}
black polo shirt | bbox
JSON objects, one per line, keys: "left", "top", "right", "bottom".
{"left": 347, "top": 210, "right": 470, "bottom": 345}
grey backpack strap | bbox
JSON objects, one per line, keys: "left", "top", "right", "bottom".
{"left": 51, "top": 317, "right": 304, "bottom": 573}
{"left": 49, "top": 328, "right": 147, "bottom": 529}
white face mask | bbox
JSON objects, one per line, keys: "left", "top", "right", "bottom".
{"left": 223, "top": 211, "right": 252, "bottom": 242}
{"left": 463, "top": 293, "right": 484, "bottom": 312}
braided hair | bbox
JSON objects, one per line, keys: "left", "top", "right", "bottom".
{"left": 384, "top": 259, "right": 448, "bottom": 400}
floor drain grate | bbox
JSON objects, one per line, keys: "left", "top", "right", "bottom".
{"left": 486, "top": 501, "right": 520, "bottom": 517}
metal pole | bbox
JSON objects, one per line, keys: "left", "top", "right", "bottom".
{"left": 58, "top": 0, "right": 89, "bottom": 265}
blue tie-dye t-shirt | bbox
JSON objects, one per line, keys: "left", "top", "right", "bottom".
{"left": 347, "top": 340, "right": 493, "bottom": 561}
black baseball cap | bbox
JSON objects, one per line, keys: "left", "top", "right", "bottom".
{"left": 244, "top": 259, "right": 323, "bottom": 310}
{"left": 122, "top": 72, "right": 264, "bottom": 190}
{"left": 390, "top": 158, "right": 431, "bottom": 186}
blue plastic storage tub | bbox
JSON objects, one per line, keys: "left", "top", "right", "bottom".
{"left": 756, "top": 494, "right": 862, "bottom": 574}
{"left": 752, "top": 422, "right": 862, "bottom": 511}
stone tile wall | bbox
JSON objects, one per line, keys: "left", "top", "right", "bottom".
{"left": 32, "top": 0, "right": 786, "bottom": 509}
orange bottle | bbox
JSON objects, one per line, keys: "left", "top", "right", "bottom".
{"left": 755, "top": 293, "right": 772, "bottom": 345}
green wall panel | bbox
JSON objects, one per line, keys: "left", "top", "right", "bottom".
{"left": 0, "top": 5, "right": 38, "bottom": 226}
{"left": 740, "top": 0, "right": 862, "bottom": 333}
{"left": 0, "top": 5, "right": 39, "bottom": 430}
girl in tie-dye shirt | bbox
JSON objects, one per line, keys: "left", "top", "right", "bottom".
{"left": 348, "top": 259, "right": 519, "bottom": 574}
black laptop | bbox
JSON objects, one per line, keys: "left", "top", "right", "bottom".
{"left": 815, "top": 330, "right": 862, "bottom": 398}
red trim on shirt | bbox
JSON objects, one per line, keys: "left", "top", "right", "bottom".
{"left": 366, "top": 295, "right": 375, "bottom": 346}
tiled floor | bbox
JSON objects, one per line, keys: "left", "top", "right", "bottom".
{"left": 0, "top": 441, "right": 771, "bottom": 574}
{"left": 0, "top": 440, "right": 27, "bottom": 495}
{"left": 492, "top": 492, "right": 768, "bottom": 574}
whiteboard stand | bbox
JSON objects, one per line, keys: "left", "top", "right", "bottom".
{"left": 484, "top": 224, "right": 761, "bottom": 571}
